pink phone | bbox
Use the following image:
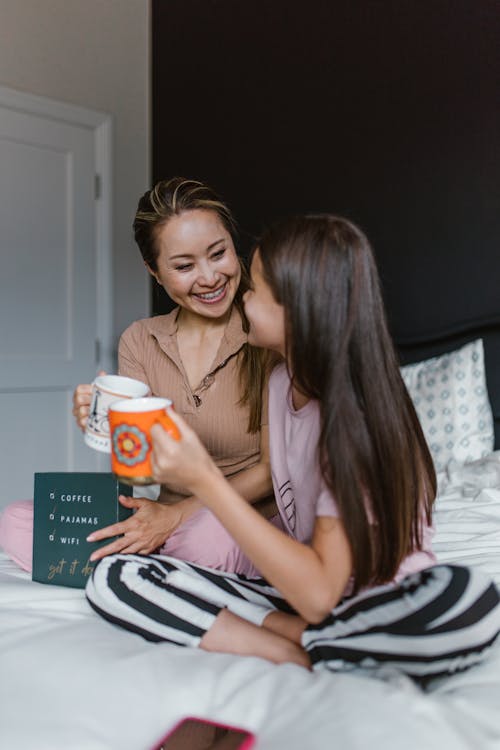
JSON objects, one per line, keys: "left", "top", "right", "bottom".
{"left": 151, "top": 717, "right": 256, "bottom": 750}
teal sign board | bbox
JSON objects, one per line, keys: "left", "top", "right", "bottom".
{"left": 32, "top": 473, "right": 131, "bottom": 588}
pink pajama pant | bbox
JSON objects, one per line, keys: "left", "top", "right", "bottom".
{"left": 0, "top": 499, "right": 270, "bottom": 577}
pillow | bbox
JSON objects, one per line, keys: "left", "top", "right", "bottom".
{"left": 400, "top": 339, "right": 494, "bottom": 473}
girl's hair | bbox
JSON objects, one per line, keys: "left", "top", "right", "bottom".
{"left": 133, "top": 177, "right": 266, "bottom": 433}
{"left": 258, "top": 214, "right": 436, "bottom": 591}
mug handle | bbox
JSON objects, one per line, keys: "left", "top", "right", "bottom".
{"left": 155, "top": 410, "right": 181, "bottom": 441}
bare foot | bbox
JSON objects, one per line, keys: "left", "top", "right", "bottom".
{"left": 200, "top": 608, "right": 311, "bottom": 669}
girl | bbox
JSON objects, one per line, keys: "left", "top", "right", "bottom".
{"left": 86, "top": 214, "right": 500, "bottom": 677}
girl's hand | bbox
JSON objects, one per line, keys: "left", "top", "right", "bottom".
{"left": 150, "top": 408, "right": 219, "bottom": 494}
{"left": 87, "top": 495, "right": 190, "bottom": 561}
{"left": 72, "top": 369, "right": 106, "bottom": 431}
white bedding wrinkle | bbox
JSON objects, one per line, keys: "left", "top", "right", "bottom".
{"left": 433, "top": 452, "right": 500, "bottom": 585}
{"left": 1, "top": 452, "right": 500, "bottom": 750}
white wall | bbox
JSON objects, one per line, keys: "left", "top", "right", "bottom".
{"left": 0, "top": 0, "right": 151, "bottom": 354}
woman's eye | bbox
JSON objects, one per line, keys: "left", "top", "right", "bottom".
{"left": 175, "top": 263, "right": 193, "bottom": 271}
{"left": 211, "top": 248, "right": 226, "bottom": 260}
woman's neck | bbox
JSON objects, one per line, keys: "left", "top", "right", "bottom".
{"left": 175, "top": 306, "right": 232, "bottom": 391}
{"left": 176, "top": 306, "right": 232, "bottom": 337}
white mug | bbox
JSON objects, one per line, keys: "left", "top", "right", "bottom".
{"left": 84, "top": 375, "right": 150, "bottom": 453}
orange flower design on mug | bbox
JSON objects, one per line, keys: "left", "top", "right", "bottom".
{"left": 113, "top": 425, "right": 149, "bottom": 466}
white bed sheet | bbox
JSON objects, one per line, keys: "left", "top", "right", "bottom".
{"left": 1, "top": 453, "right": 500, "bottom": 750}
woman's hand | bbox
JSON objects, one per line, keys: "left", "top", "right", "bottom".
{"left": 87, "top": 495, "right": 201, "bottom": 562}
{"left": 150, "top": 409, "right": 220, "bottom": 495}
{"left": 72, "top": 370, "right": 106, "bottom": 431}
{"left": 87, "top": 495, "right": 195, "bottom": 562}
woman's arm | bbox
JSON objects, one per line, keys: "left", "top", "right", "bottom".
{"left": 151, "top": 412, "right": 353, "bottom": 623}
{"left": 224, "top": 424, "right": 272, "bottom": 503}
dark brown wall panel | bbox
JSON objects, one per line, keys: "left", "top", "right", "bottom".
{"left": 152, "top": 0, "right": 499, "bottom": 335}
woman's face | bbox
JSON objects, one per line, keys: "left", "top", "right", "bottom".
{"left": 150, "top": 209, "right": 241, "bottom": 320}
{"left": 243, "top": 249, "right": 286, "bottom": 355}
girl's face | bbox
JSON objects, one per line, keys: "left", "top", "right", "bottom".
{"left": 150, "top": 209, "right": 241, "bottom": 320}
{"left": 243, "top": 249, "right": 286, "bottom": 355}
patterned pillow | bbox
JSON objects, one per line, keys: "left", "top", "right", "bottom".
{"left": 401, "top": 339, "right": 494, "bottom": 473}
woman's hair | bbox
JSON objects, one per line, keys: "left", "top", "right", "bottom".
{"left": 133, "top": 177, "right": 266, "bottom": 433}
{"left": 258, "top": 214, "right": 436, "bottom": 591}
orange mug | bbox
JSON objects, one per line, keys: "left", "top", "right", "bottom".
{"left": 108, "top": 397, "right": 180, "bottom": 486}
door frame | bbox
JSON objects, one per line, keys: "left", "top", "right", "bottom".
{"left": 0, "top": 84, "right": 113, "bottom": 372}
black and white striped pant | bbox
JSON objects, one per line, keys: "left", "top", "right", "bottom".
{"left": 86, "top": 555, "right": 500, "bottom": 679}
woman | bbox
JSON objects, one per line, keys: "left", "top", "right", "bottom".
{"left": 87, "top": 214, "right": 499, "bottom": 677}
{"left": 1, "top": 177, "right": 276, "bottom": 576}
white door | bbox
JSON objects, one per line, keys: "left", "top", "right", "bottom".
{"left": 0, "top": 89, "right": 112, "bottom": 509}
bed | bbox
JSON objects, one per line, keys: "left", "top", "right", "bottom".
{"left": 1, "top": 323, "right": 500, "bottom": 749}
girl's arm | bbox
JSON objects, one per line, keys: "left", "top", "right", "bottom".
{"left": 151, "top": 412, "right": 352, "bottom": 623}
{"left": 87, "top": 422, "right": 271, "bottom": 561}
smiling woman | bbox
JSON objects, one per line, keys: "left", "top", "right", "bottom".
{"left": 0, "top": 177, "right": 278, "bottom": 577}
{"left": 150, "top": 209, "right": 240, "bottom": 316}
{"left": 80, "top": 178, "right": 278, "bottom": 568}
{"left": 144, "top": 206, "right": 243, "bottom": 392}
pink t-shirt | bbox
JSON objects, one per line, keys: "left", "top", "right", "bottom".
{"left": 268, "top": 364, "right": 436, "bottom": 592}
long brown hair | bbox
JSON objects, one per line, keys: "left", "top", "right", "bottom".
{"left": 133, "top": 177, "right": 266, "bottom": 432}
{"left": 258, "top": 214, "right": 436, "bottom": 591}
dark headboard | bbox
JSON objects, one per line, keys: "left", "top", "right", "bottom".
{"left": 152, "top": 1, "right": 499, "bottom": 449}
{"left": 395, "top": 317, "right": 500, "bottom": 450}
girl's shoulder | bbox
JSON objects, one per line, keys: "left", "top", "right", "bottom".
{"left": 269, "top": 361, "right": 289, "bottom": 390}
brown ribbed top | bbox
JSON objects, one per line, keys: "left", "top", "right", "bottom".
{"left": 118, "top": 306, "right": 266, "bottom": 503}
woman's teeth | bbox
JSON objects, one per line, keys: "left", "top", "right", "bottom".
{"left": 195, "top": 286, "right": 226, "bottom": 302}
